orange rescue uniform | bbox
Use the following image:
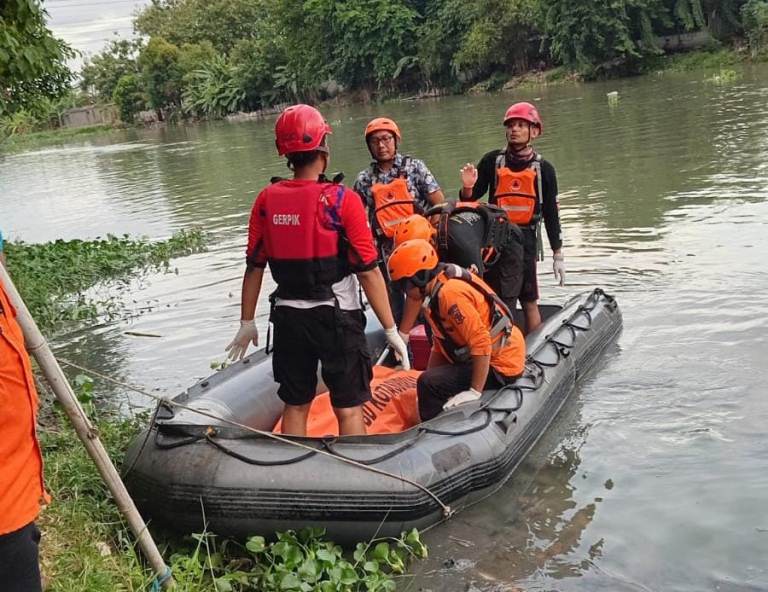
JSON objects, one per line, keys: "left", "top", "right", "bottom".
{"left": 425, "top": 272, "right": 525, "bottom": 378}
{"left": 0, "top": 279, "right": 48, "bottom": 535}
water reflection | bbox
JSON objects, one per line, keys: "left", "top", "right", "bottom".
{"left": 409, "top": 387, "right": 606, "bottom": 591}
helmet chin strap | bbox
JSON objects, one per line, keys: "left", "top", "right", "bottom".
{"left": 508, "top": 124, "right": 532, "bottom": 151}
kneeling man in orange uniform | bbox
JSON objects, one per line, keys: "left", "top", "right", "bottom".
{"left": 387, "top": 239, "right": 526, "bottom": 421}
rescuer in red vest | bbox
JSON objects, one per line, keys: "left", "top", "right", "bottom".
{"left": 226, "top": 104, "right": 410, "bottom": 436}
{"left": 459, "top": 102, "right": 565, "bottom": 334}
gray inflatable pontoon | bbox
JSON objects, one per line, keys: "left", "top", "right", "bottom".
{"left": 124, "top": 288, "right": 621, "bottom": 544}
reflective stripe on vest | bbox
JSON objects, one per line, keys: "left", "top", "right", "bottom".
{"left": 261, "top": 182, "right": 350, "bottom": 300}
{"left": 494, "top": 153, "right": 542, "bottom": 225}
{"left": 424, "top": 264, "right": 513, "bottom": 364}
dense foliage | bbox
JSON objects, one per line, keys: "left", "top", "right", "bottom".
{"left": 0, "top": 0, "right": 75, "bottom": 117}
{"left": 4, "top": 230, "right": 206, "bottom": 331}
{"left": 4, "top": 0, "right": 767, "bottom": 128}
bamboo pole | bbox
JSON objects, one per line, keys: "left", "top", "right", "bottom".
{"left": 0, "top": 263, "right": 174, "bottom": 589}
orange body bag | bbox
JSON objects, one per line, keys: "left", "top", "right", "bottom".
{"left": 371, "top": 177, "right": 417, "bottom": 239}
{"left": 273, "top": 366, "right": 422, "bottom": 437}
{"left": 495, "top": 165, "right": 538, "bottom": 225}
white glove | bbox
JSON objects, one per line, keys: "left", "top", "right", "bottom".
{"left": 225, "top": 319, "right": 258, "bottom": 361}
{"left": 398, "top": 329, "right": 410, "bottom": 344}
{"left": 384, "top": 326, "right": 411, "bottom": 371}
{"left": 553, "top": 253, "right": 566, "bottom": 287}
{"left": 443, "top": 388, "right": 482, "bottom": 410}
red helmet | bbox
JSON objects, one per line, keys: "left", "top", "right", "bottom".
{"left": 275, "top": 104, "right": 333, "bottom": 156}
{"left": 503, "top": 102, "right": 543, "bottom": 134}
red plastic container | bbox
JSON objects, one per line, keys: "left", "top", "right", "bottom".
{"left": 409, "top": 325, "right": 431, "bottom": 371}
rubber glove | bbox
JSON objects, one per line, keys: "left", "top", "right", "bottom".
{"left": 443, "top": 388, "right": 482, "bottom": 410}
{"left": 384, "top": 326, "right": 411, "bottom": 371}
{"left": 553, "top": 253, "right": 566, "bottom": 287}
{"left": 225, "top": 319, "right": 258, "bottom": 361}
{"left": 398, "top": 329, "right": 410, "bottom": 344}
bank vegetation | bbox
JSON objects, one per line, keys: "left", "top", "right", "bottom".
{"left": 3, "top": 0, "right": 768, "bottom": 139}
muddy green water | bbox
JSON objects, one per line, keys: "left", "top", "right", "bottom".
{"left": 3, "top": 65, "right": 768, "bottom": 591}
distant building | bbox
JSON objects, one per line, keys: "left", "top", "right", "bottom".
{"left": 60, "top": 104, "right": 119, "bottom": 129}
{"left": 655, "top": 30, "right": 714, "bottom": 53}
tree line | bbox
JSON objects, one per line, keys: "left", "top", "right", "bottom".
{"left": 3, "top": 0, "right": 768, "bottom": 129}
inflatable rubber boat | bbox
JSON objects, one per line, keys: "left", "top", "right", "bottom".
{"left": 123, "top": 288, "right": 621, "bottom": 544}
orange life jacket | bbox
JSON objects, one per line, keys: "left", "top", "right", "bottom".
{"left": 370, "top": 157, "right": 420, "bottom": 240}
{"left": 494, "top": 153, "right": 543, "bottom": 226}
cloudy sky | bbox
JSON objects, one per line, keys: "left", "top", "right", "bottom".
{"left": 45, "top": 0, "right": 151, "bottom": 71}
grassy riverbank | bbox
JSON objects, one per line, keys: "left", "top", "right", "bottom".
{"left": 4, "top": 230, "right": 207, "bottom": 333}
{"left": 0, "top": 124, "right": 126, "bottom": 155}
{"left": 38, "top": 401, "right": 426, "bottom": 591}
{"left": 9, "top": 233, "right": 426, "bottom": 590}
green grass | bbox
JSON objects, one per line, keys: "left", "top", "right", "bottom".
{"left": 644, "top": 47, "right": 743, "bottom": 73}
{"left": 0, "top": 124, "right": 126, "bottom": 154}
{"left": 38, "top": 389, "right": 426, "bottom": 591}
{"left": 39, "top": 405, "right": 152, "bottom": 591}
{"left": 5, "top": 230, "right": 207, "bottom": 332}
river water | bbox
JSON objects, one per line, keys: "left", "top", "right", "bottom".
{"left": 2, "top": 65, "right": 768, "bottom": 591}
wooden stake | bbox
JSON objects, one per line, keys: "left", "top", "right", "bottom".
{"left": 0, "top": 264, "right": 174, "bottom": 589}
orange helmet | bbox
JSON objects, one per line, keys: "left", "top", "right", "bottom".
{"left": 393, "top": 215, "right": 435, "bottom": 247}
{"left": 364, "top": 117, "right": 402, "bottom": 143}
{"left": 387, "top": 239, "right": 438, "bottom": 286}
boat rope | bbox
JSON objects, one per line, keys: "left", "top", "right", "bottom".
{"left": 420, "top": 288, "right": 617, "bottom": 534}
{"left": 56, "top": 358, "right": 454, "bottom": 518}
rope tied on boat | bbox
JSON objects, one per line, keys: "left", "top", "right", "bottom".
{"left": 57, "top": 358, "right": 454, "bottom": 518}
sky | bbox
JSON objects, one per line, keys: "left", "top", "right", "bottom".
{"left": 45, "top": 0, "right": 151, "bottom": 71}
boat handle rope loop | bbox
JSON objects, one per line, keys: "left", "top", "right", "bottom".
{"left": 58, "top": 289, "right": 610, "bottom": 520}
{"left": 57, "top": 358, "right": 453, "bottom": 517}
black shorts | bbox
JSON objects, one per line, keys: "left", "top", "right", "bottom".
{"left": 519, "top": 227, "right": 539, "bottom": 303}
{"left": 0, "top": 522, "right": 42, "bottom": 592}
{"left": 271, "top": 306, "right": 373, "bottom": 408}
{"left": 484, "top": 227, "right": 524, "bottom": 311}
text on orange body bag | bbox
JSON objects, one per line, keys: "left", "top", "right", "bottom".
{"left": 274, "top": 366, "right": 421, "bottom": 437}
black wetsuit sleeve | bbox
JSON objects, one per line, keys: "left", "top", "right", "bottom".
{"left": 459, "top": 151, "right": 500, "bottom": 201}
{"left": 540, "top": 160, "right": 562, "bottom": 252}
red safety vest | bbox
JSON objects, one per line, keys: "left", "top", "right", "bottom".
{"left": 260, "top": 181, "right": 350, "bottom": 300}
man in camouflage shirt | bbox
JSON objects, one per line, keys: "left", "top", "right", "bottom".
{"left": 354, "top": 117, "right": 444, "bottom": 323}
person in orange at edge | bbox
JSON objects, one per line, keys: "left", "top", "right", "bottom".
{"left": 459, "top": 102, "right": 565, "bottom": 334}
{"left": 1, "top": 275, "right": 49, "bottom": 592}
{"left": 225, "top": 104, "right": 409, "bottom": 436}
{"left": 387, "top": 239, "right": 525, "bottom": 421}
{"left": 353, "top": 117, "right": 445, "bottom": 325}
